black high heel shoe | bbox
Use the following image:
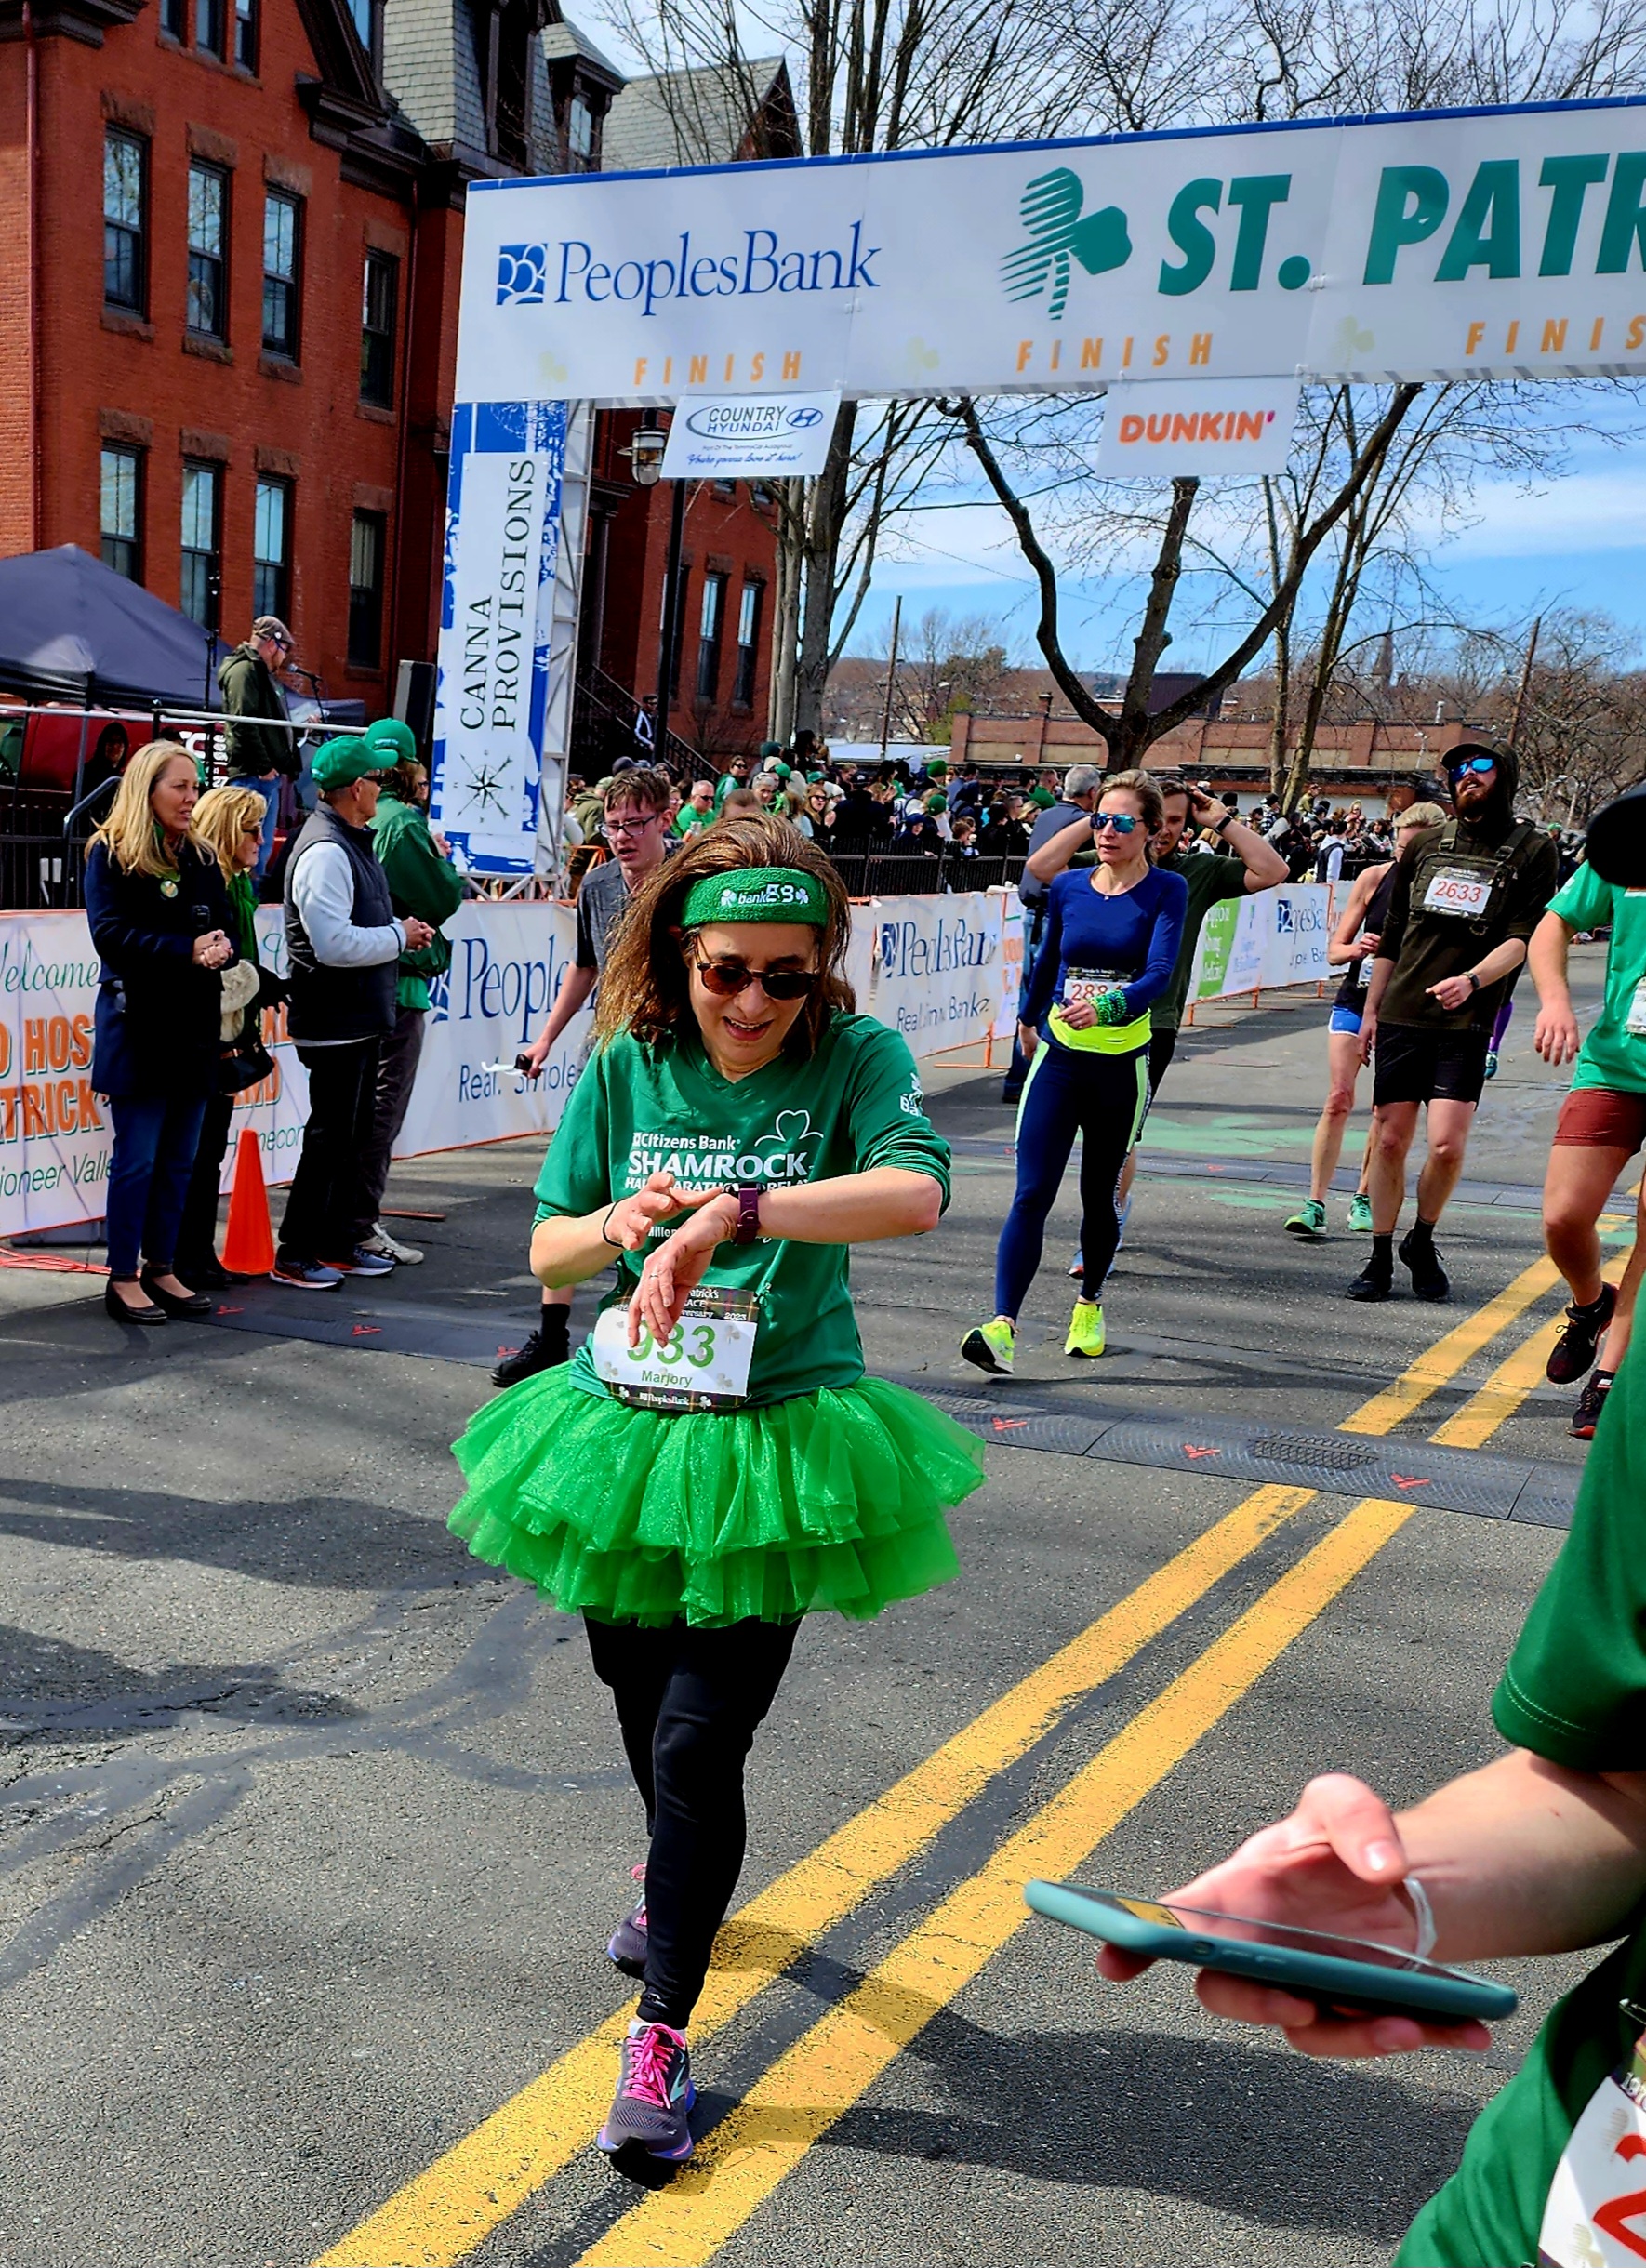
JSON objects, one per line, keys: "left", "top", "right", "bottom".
{"left": 105, "top": 1278, "right": 167, "bottom": 1326}
{"left": 139, "top": 1267, "right": 213, "bottom": 1319}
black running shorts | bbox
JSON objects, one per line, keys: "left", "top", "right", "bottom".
{"left": 1372, "top": 1021, "right": 1491, "bottom": 1108}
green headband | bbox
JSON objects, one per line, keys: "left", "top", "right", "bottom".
{"left": 681, "top": 867, "right": 829, "bottom": 930}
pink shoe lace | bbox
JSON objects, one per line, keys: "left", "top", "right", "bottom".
{"left": 623, "top": 2023, "right": 684, "bottom": 2107}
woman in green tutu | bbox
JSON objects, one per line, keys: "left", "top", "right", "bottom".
{"left": 448, "top": 813, "right": 985, "bottom": 2169}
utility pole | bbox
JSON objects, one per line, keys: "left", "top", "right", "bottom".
{"left": 1510, "top": 614, "right": 1542, "bottom": 746}
{"left": 878, "top": 594, "right": 901, "bottom": 762}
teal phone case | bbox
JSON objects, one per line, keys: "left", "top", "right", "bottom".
{"left": 1024, "top": 1880, "right": 1518, "bottom": 2023}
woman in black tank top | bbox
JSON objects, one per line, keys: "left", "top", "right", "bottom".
{"left": 1284, "top": 803, "right": 1448, "bottom": 1240}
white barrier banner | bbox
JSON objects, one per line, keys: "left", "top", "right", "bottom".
{"left": 1187, "top": 883, "right": 1333, "bottom": 1002}
{"left": 992, "top": 891, "right": 1025, "bottom": 1041}
{"left": 862, "top": 893, "right": 1003, "bottom": 1055}
{"left": 2, "top": 894, "right": 1002, "bottom": 1238}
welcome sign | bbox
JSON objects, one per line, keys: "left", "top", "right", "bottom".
{"left": 459, "top": 98, "right": 1646, "bottom": 404}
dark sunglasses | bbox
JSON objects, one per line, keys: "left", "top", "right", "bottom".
{"left": 1448, "top": 755, "right": 1496, "bottom": 777}
{"left": 691, "top": 948, "right": 821, "bottom": 1001}
{"left": 1093, "top": 811, "right": 1139, "bottom": 835}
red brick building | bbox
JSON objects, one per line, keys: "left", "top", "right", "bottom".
{"left": 581, "top": 408, "right": 779, "bottom": 767}
{"left": 0, "top": 1, "right": 786, "bottom": 747}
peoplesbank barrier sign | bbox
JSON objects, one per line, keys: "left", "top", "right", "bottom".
{"left": 459, "top": 96, "right": 1646, "bottom": 405}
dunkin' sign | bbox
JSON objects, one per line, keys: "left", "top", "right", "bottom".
{"left": 1095, "top": 378, "right": 1299, "bottom": 476}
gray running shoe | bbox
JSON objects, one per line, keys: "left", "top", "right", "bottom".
{"left": 598, "top": 2022, "right": 695, "bottom": 2163}
{"left": 608, "top": 1864, "right": 648, "bottom": 1977}
{"left": 363, "top": 1224, "right": 424, "bottom": 1265}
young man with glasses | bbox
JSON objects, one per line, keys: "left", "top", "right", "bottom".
{"left": 1348, "top": 741, "right": 1558, "bottom": 1303}
{"left": 498, "top": 768, "right": 675, "bottom": 1384}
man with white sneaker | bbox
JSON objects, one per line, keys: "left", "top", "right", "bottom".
{"left": 274, "top": 736, "right": 433, "bottom": 1289}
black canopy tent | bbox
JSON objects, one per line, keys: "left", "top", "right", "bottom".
{"left": 0, "top": 544, "right": 227, "bottom": 710}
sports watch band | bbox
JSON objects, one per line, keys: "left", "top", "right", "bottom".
{"left": 732, "top": 1184, "right": 764, "bottom": 1244}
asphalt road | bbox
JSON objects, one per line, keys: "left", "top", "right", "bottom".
{"left": 0, "top": 952, "right": 1627, "bottom": 2268}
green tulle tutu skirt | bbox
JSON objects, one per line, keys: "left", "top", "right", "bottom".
{"left": 447, "top": 1371, "right": 984, "bottom": 1628}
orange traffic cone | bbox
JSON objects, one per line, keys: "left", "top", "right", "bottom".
{"left": 221, "top": 1127, "right": 275, "bottom": 1277}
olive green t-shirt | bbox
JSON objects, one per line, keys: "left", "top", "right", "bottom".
{"left": 1394, "top": 1340, "right": 1646, "bottom": 2267}
{"left": 1547, "top": 861, "right": 1646, "bottom": 1096}
{"left": 1154, "top": 848, "right": 1252, "bottom": 1032}
{"left": 1376, "top": 817, "right": 1559, "bottom": 1032}
{"left": 533, "top": 1013, "right": 950, "bottom": 1407}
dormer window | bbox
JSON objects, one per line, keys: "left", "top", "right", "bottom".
{"left": 568, "top": 91, "right": 593, "bottom": 167}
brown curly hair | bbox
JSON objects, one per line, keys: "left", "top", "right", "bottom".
{"left": 593, "top": 814, "right": 856, "bottom": 1055}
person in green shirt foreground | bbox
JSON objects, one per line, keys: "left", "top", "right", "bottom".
{"left": 361, "top": 719, "right": 466, "bottom": 1265}
{"left": 446, "top": 816, "right": 985, "bottom": 2173}
{"left": 1095, "top": 1336, "right": 1646, "bottom": 2268}
{"left": 1528, "top": 859, "right": 1646, "bottom": 1438}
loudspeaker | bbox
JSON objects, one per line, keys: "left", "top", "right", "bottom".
{"left": 393, "top": 659, "right": 437, "bottom": 754}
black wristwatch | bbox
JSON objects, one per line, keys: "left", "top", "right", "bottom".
{"left": 1212, "top": 810, "right": 1233, "bottom": 834}
{"left": 1466, "top": 970, "right": 1481, "bottom": 994}
{"left": 732, "top": 1184, "right": 764, "bottom": 1244}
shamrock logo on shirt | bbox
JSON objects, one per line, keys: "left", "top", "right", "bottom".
{"left": 754, "top": 1109, "right": 822, "bottom": 1181}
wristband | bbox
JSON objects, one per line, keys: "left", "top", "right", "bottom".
{"left": 600, "top": 1201, "right": 624, "bottom": 1249}
{"left": 731, "top": 1183, "right": 763, "bottom": 1245}
{"left": 1213, "top": 810, "right": 1233, "bottom": 834}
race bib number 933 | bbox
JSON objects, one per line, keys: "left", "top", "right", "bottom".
{"left": 592, "top": 1286, "right": 760, "bottom": 1413}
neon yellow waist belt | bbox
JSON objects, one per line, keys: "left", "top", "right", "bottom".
{"left": 1046, "top": 1004, "right": 1152, "bottom": 1054}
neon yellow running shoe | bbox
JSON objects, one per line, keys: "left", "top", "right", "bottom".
{"left": 961, "top": 1318, "right": 1016, "bottom": 1376}
{"left": 1064, "top": 1300, "right": 1106, "bottom": 1359}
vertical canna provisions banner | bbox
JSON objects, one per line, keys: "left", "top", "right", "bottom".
{"left": 432, "top": 401, "right": 567, "bottom": 876}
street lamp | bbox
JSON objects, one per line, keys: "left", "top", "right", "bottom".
{"left": 623, "top": 419, "right": 685, "bottom": 755}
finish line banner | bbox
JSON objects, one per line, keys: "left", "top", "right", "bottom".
{"left": 461, "top": 97, "right": 1646, "bottom": 404}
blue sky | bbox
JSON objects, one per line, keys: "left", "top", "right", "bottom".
{"left": 845, "top": 418, "right": 1646, "bottom": 673}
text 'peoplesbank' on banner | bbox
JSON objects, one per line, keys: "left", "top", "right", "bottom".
{"left": 460, "top": 98, "right": 1646, "bottom": 405}
{"left": 432, "top": 401, "right": 566, "bottom": 875}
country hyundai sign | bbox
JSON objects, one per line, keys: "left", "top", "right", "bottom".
{"left": 458, "top": 96, "right": 1646, "bottom": 405}
{"left": 1095, "top": 378, "right": 1300, "bottom": 474}
{"left": 659, "top": 389, "right": 843, "bottom": 477}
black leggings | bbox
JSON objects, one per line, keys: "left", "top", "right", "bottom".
{"left": 584, "top": 1613, "right": 800, "bottom": 2030}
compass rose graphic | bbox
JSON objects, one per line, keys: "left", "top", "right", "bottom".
{"left": 458, "top": 760, "right": 511, "bottom": 819}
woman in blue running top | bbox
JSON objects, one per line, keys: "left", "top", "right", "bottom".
{"left": 962, "top": 770, "right": 1186, "bottom": 1376}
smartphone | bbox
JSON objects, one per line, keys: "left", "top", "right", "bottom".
{"left": 1023, "top": 1882, "right": 1517, "bottom": 2025}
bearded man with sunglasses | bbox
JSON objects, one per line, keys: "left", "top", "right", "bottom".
{"left": 497, "top": 768, "right": 674, "bottom": 1384}
{"left": 1349, "top": 740, "right": 1558, "bottom": 1303}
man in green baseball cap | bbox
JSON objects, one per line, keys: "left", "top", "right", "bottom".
{"left": 362, "top": 720, "right": 464, "bottom": 1266}
{"left": 277, "top": 735, "right": 435, "bottom": 1289}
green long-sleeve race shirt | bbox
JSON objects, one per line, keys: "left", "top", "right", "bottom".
{"left": 534, "top": 1013, "right": 951, "bottom": 1407}
{"left": 369, "top": 791, "right": 466, "bottom": 1011}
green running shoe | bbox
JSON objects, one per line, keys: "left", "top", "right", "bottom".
{"left": 1347, "top": 1193, "right": 1374, "bottom": 1233}
{"left": 1064, "top": 1300, "right": 1106, "bottom": 1359}
{"left": 962, "top": 1318, "right": 1016, "bottom": 1376}
{"left": 1284, "top": 1198, "right": 1326, "bottom": 1239}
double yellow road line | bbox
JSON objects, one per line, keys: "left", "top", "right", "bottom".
{"left": 316, "top": 1257, "right": 1597, "bottom": 2268}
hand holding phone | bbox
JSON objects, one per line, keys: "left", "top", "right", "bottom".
{"left": 1065, "top": 1771, "right": 1503, "bottom": 2057}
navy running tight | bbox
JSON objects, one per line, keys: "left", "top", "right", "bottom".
{"left": 994, "top": 1037, "right": 1151, "bottom": 1317}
